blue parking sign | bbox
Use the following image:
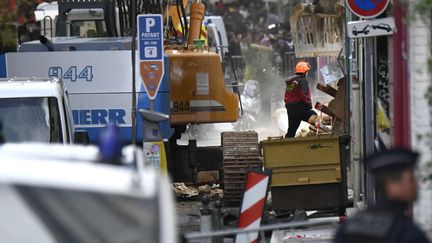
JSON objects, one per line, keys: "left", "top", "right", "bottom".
{"left": 138, "top": 14, "right": 165, "bottom": 100}
{"left": 138, "top": 14, "right": 164, "bottom": 61}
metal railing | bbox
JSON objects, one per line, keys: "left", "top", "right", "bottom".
{"left": 281, "top": 51, "right": 298, "bottom": 77}
{"left": 223, "top": 55, "right": 245, "bottom": 82}
{"left": 222, "top": 50, "right": 318, "bottom": 81}
{"left": 182, "top": 219, "right": 338, "bottom": 243}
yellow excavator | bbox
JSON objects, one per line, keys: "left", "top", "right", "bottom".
{"left": 164, "top": 1, "right": 248, "bottom": 186}
{"left": 130, "top": 0, "right": 241, "bottom": 183}
{"left": 165, "top": 1, "right": 238, "bottom": 125}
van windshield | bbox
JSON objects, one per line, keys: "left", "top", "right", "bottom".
{"left": 0, "top": 97, "right": 63, "bottom": 143}
{"left": 14, "top": 185, "right": 159, "bottom": 243}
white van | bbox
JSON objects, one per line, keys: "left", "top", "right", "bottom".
{"left": 0, "top": 77, "right": 84, "bottom": 143}
{"left": 0, "top": 143, "right": 177, "bottom": 243}
{"left": 203, "top": 16, "right": 229, "bottom": 60}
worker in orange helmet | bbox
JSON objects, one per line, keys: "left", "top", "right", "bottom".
{"left": 284, "top": 61, "right": 317, "bottom": 138}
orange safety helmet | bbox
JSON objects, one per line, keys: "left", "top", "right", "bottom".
{"left": 295, "top": 61, "right": 311, "bottom": 74}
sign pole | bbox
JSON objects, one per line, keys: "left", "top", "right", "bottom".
{"left": 137, "top": 14, "right": 166, "bottom": 173}
{"left": 131, "top": 0, "right": 137, "bottom": 146}
{"left": 346, "top": 0, "right": 393, "bottom": 206}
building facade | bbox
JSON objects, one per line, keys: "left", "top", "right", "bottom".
{"left": 408, "top": 0, "right": 432, "bottom": 234}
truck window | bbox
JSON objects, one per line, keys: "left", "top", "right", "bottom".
{"left": 14, "top": 185, "right": 159, "bottom": 243}
{"left": 70, "top": 20, "right": 108, "bottom": 37}
{"left": 0, "top": 97, "right": 63, "bottom": 143}
{"left": 48, "top": 97, "right": 63, "bottom": 143}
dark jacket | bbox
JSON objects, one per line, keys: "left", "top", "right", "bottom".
{"left": 334, "top": 199, "right": 430, "bottom": 243}
{"left": 284, "top": 74, "right": 312, "bottom": 109}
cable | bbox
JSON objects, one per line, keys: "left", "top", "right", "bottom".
{"left": 179, "top": 0, "right": 188, "bottom": 43}
{"left": 176, "top": 0, "right": 185, "bottom": 42}
{"left": 164, "top": 0, "right": 171, "bottom": 39}
{"left": 115, "top": 0, "right": 125, "bottom": 36}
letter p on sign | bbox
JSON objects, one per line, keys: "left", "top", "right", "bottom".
{"left": 146, "top": 18, "right": 155, "bottom": 32}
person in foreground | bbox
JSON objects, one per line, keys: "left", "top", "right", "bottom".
{"left": 334, "top": 148, "right": 430, "bottom": 243}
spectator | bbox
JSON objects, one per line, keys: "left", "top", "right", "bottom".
{"left": 259, "top": 34, "right": 272, "bottom": 48}
{"left": 214, "top": 0, "right": 225, "bottom": 15}
{"left": 228, "top": 32, "right": 241, "bottom": 55}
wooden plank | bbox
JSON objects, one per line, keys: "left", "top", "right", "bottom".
{"left": 328, "top": 78, "right": 347, "bottom": 122}
{"left": 315, "top": 102, "right": 335, "bottom": 117}
{"left": 316, "top": 83, "right": 337, "bottom": 97}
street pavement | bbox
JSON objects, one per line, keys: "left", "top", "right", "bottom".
{"left": 270, "top": 226, "right": 337, "bottom": 243}
{"left": 177, "top": 200, "right": 339, "bottom": 243}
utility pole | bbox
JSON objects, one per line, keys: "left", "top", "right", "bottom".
{"left": 131, "top": 0, "right": 137, "bottom": 145}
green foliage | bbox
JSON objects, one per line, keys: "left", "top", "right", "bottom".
{"left": 0, "top": 3, "right": 17, "bottom": 50}
{"left": 416, "top": 0, "right": 432, "bottom": 18}
{"left": 0, "top": 0, "right": 36, "bottom": 52}
{"left": 242, "top": 47, "right": 285, "bottom": 96}
{"left": 240, "top": 47, "right": 286, "bottom": 123}
{"left": 242, "top": 48, "right": 275, "bottom": 82}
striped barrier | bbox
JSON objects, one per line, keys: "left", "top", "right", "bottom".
{"left": 235, "top": 171, "right": 271, "bottom": 243}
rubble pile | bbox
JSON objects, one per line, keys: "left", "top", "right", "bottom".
{"left": 173, "top": 183, "right": 223, "bottom": 200}
{"left": 173, "top": 183, "right": 198, "bottom": 199}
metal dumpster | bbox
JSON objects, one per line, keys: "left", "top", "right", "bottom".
{"left": 261, "top": 135, "right": 349, "bottom": 212}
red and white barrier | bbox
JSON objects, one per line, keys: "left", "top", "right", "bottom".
{"left": 235, "top": 171, "right": 271, "bottom": 243}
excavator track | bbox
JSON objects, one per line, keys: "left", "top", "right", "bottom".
{"left": 221, "top": 131, "right": 262, "bottom": 206}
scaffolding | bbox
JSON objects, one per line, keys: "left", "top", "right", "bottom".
{"left": 290, "top": 1, "right": 345, "bottom": 58}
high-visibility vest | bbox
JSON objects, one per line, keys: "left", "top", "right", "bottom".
{"left": 176, "top": 23, "right": 208, "bottom": 44}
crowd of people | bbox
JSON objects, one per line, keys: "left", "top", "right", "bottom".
{"left": 203, "top": 0, "right": 294, "bottom": 57}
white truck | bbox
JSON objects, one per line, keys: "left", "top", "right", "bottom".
{"left": 203, "top": 16, "right": 229, "bottom": 61}
{"left": 0, "top": 77, "right": 86, "bottom": 143}
{"left": 34, "top": 1, "right": 229, "bottom": 60}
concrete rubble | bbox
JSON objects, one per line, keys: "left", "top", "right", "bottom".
{"left": 172, "top": 183, "right": 199, "bottom": 199}
{"left": 173, "top": 183, "right": 223, "bottom": 200}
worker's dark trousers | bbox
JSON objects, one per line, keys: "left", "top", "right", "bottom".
{"left": 285, "top": 104, "right": 317, "bottom": 138}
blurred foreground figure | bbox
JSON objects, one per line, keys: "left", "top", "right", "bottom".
{"left": 334, "top": 149, "right": 430, "bottom": 243}
{"left": 0, "top": 121, "right": 4, "bottom": 143}
{"left": 98, "top": 122, "right": 123, "bottom": 164}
